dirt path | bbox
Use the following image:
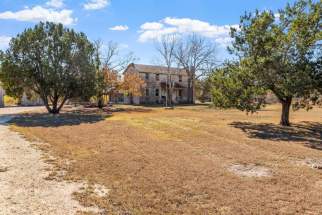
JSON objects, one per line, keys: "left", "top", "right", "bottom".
{"left": 0, "top": 107, "right": 98, "bottom": 215}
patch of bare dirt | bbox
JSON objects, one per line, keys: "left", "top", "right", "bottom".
{"left": 228, "top": 163, "right": 272, "bottom": 177}
{"left": 295, "top": 158, "right": 322, "bottom": 170}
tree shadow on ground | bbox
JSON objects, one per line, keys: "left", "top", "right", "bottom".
{"left": 8, "top": 112, "right": 109, "bottom": 128}
{"left": 68, "top": 106, "right": 153, "bottom": 114}
{"left": 107, "top": 107, "right": 153, "bottom": 113}
{"left": 230, "top": 121, "right": 322, "bottom": 150}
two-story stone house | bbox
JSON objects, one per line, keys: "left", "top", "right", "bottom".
{"left": 123, "top": 63, "right": 190, "bottom": 105}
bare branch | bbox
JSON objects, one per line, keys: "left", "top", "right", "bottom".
{"left": 95, "top": 40, "right": 138, "bottom": 73}
{"left": 154, "top": 34, "right": 178, "bottom": 70}
{"left": 174, "top": 34, "right": 217, "bottom": 79}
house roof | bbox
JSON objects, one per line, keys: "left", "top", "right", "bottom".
{"left": 125, "top": 63, "right": 188, "bottom": 75}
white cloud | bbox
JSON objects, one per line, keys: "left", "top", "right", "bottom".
{"left": 138, "top": 17, "right": 238, "bottom": 47}
{"left": 0, "top": 6, "right": 76, "bottom": 25}
{"left": 0, "top": 36, "right": 11, "bottom": 50}
{"left": 140, "top": 22, "right": 163, "bottom": 30}
{"left": 83, "top": 0, "right": 110, "bottom": 10}
{"left": 46, "top": 0, "right": 64, "bottom": 8}
{"left": 109, "top": 25, "right": 129, "bottom": 31}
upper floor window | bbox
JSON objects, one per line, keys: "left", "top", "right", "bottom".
{"left": 156, "top": 74, "right": 160, "bottom": 81}
{"left": 146, "top": 88, "right": 149, "bottom": 96}
{"left": 155, "top": 88, "right": 159, "bottom": 97}
{"left": 178, "top": 89, "right": 183, "bottom": 97}
{"left": 179, "top": 75, "right": 182, "bottom": 82}
{"left": 145, "top": 73, "right": 149, "bottom": 80}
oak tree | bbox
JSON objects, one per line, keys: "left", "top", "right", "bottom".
{"left": 122, "top": 72, "right": 145, "bottom": 104}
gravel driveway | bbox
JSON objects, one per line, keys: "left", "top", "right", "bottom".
{"left": 0, "top": 107, "right": 99, "bottom": 215}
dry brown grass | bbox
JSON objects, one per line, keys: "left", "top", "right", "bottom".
{"left": 10, "top": 104, "right": 322, "bottom": 215}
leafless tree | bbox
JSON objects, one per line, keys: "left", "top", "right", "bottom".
{"left": 95, "top": 40, "right": 138, "bottom": 73}
{"left": 93, "top": 40, "right": 138, "bottom": 107}
{"left": 102, "top": 41, "right": 138, "bottom": 72}
{"left": 174, "top": 34, "right": 217, "bottom": 104}
{"left": 155, "top": 34, "right": 178, "bottom": 107}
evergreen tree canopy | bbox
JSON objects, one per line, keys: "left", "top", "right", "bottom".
{"left": 211, "top": 0, "right": 321, "bottom": 126}
{"left": 0, "top": 22, "right": 96, "bottom": 114}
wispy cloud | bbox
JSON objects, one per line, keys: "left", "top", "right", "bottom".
{"left": 46, "top": 0, "right": 64, "bottom": 8}
{"left": 139, "top": 17, "right": 237, "bottom": 47}
{"left": 0, "top": 6, "right": 76, "bottom": 25}
{"left": 83, "top": 0, "right": 110, "bottom": 10}
{"left": 119, "top": 43, "right": 129, "bottom": 49}
{"left": 109, "top": 25, "right": 129, "bottom": 31}
{"left": 0, "top": 36, "right": 11, "bottom": 50}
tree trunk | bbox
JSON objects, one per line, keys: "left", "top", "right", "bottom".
{"left": 97, "top": 96, "right": 104, "bottom": 109}
{"left": 42, "top": 95, "right": 54, "bottom": 114}
{"left": 191, "top": 77, "right": 195, "bottom": 104}
{"left": 50, "top": 106, "right": 60, "bottom": 114}
{"left": 187, "top": 78, "right": 193, "bottom": 104}
{"left": 43, "top": 96, "right": 67, "bottom": 114}
{"left": 130, "top": 93, "right": 134, "bottom": 105}
{"left": 51, "top": 96, "right": 59, "bottom": 114}
{"left": 49, "top": 100, "right": 60, "bottom": 114}
{"left": 187, "top": 75, "right": 195, "bottom": 104}
{"left": 280, "top": 97, "right": 292, "bottom": 126}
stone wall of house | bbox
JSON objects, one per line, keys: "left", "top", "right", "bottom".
{"left": 138, "top": 72, "right": 189, "bottom": 105}
{"left": 123, "top": 64, "right": 191, "bottom": 105}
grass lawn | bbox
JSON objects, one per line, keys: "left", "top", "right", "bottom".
{"left": 10, "top": 104, "right": 322, "bottom": 214}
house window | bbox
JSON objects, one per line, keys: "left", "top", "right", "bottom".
{"left": 156, "top": 74, "right": 160, "bottom": 81}
{"left": 178, "top": 89, "right": 182, "bottom": 97}
{"left": 179, "top": 75, "right": 182, "bottom": 82}
{"left": 145, "top": 73, "right": 149, "bottom": 80}
{"left": 155, "top": 89, "right": 159, "bottom": 97}
{"left": 146, "top": 88, "right": 149, "bottom": 96}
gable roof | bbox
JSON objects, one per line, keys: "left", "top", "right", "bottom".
{"left": 125, "top": 63, "right": 188, "bottom": 75}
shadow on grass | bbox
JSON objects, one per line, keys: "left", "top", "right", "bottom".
{"left": 9, "top": 112, "right": 109, "bottom": 128}
{"left": 230, "top": 121, "right": 322, "bottom": 150}
{"left": 109, "top": 107, "right": 153, "bottom": 113}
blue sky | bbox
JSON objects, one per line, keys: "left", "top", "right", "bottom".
{"left": 0, "top": 0, "right": 296, "bottom": 64}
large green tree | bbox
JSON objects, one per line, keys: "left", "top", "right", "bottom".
{"left": 211, "top": 0, "right": 321, "bottom": 126}
{"left": 0, "top": 22, "right": 96, "bottom": 114}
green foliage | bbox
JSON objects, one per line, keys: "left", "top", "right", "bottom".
{"left": 211, "top": 62, "right": 267, "bottom": 113}
{"left": 211, "top": 0, "right": 321, "bottom": 125}
{"left": 0, "top": 22, "right": 96, "bottom": 113}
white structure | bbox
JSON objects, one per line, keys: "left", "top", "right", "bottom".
{"left": 21, "top": 93, "right": 44, "bottom": 106}
{"left": 0, "top": 86, "right": 43, "bottom": 107}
